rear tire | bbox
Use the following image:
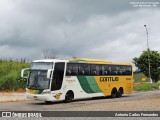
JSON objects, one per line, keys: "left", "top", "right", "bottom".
{"left": 117, "top": 88, "right": 123, "bottom": 98}
{"left": 116, "top": 91, "right": 122, "bottom": 98}
{"left": 111, "top": 88, "right": 117, "bottom": 98}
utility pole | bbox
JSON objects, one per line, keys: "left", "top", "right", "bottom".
{"left": 144, "top": 25, "right": 152, "bottom": 83}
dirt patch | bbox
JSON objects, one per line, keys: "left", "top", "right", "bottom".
{"left": 0, "top": 88, "right": 25, "bottom": 95}
{"left": 16, "top": 88, "right": 26, "bottom": 93}
{"left": 0, "top": 91, "right": 27, "bottom": 103}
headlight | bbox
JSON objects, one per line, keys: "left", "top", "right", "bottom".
{"left": 42, "top": 91, "right": 51, "bottom": 94}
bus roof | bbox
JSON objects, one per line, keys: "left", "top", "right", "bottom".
{"left": 33, "top": 59, "right": 68, "bottom": 63}
{"left": 32, "top": 58, "right": 132, "bottom": 66}
{"left": 69, "top": 58, "right": 132, "bottom": 66}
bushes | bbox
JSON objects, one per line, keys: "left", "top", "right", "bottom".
{"left": 0, "top": 61, "right": 30, "bottom": 91}
{"left": 0, "top": 72, "right": 18, "bottom": 91}
{"left": 134, "top": 72, "right": 149, "bottom": 83}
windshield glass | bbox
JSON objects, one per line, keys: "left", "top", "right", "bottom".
{"left": 30, "top": 62, "right": 53, "bottom": 70}
{"left": 27, "top": 70, "right": 50, "bottom": 90}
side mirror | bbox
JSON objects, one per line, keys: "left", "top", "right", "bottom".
{"left": 21, "top": 68, "right": 29, "bottom": 78}
{"left": 47, "top": 69, "right": 54, "bottom": 79}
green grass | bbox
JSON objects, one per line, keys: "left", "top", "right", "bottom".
{"left": 134, "top": 82, "right": 160, "bottom": 91}
{"left": 134, "top": 72, "right": 149, "bottom": 83}
{"left": 133, "top": 72, "right": 160, "bottom": 91}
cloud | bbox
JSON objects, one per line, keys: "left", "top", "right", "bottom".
{"left": 0, "top": 0, "right": 160, "bottom": 62}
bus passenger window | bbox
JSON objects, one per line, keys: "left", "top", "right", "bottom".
{"left": 79, "top": 64, "right": 90, "bottom": 75}
{"left": 66, "top": 64, "right": 78, "bottom": 76}
{"left": 111, "top": 66, "right": 119, "bottom": 75}
{"left": 66, "top": 70, "right": 71, "bottom": 75}
{"left": 102, "top": 65, "right": 111, "bottom": 75}
{"left": 91, "top": 71, "right": 97, "bottom": 75}
{"left": 91, "top": 65, "right": 100, "bottom": 75}
{"left": 104, "top": 71, "right": 108, "bottom": 75}
{"left": 72, "top": 64, "right": 78, "bottom": 75}
{"left": 125, "top": 66, "right": 132, "bottom": 75}
{"left": 66, "top": 64, "right": 72, "bottom": 75}
{"left": 119, "top": 66, "right": 125, "bottom": 75}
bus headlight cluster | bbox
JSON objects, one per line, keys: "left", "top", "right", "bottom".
{"left": 42, "top": 91, "right": 51, "bottom": 94}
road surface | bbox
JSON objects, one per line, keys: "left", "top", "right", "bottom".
{"left": 0, "top": 90, "right": 160, "bottom": 111}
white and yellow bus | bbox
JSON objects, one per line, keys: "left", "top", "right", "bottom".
{"left": 21, "top": 58, "right": 133, "bottom": 103}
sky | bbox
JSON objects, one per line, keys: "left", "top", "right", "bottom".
{"left": 0, "top": 0, "right": 160, "bottom": 63}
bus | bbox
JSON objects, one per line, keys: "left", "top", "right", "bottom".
{"left": 21, "top": 58, "right": 133, "bottom": 103}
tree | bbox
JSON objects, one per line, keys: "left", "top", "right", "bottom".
{"left": 43, "top": 48, "right": 57, "bottom": 59}
{"left": 133, "top": 50, "right": 160, "bottom": 83}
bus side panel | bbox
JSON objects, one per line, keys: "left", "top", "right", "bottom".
{"left": 64, "top": 76, "right": 104, "bottom": 99}
{"left": 63, "top": 75, "right": 133, "bottom": 100}
{"left": 94, "top": 76, "right": 133, "bottom": 96}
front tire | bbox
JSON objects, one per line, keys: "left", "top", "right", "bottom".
{"left": 64, "top": 91, "right": 74, "bottom": 103}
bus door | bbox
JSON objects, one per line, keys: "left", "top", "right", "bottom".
{"left": 51, "top": 62, "right": 65, "bottom": 91}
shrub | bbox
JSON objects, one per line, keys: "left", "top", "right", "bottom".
{"left": 0, "top": 60, "right": 30, "bottom": 91}
{"left": 0, "top": 72, "right": 18, "bottom": 91}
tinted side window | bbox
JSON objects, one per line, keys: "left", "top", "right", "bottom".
{"left": 125, "top": 66, "right": 132, "bottom": 75}
{"left": 66, "top": 64, "right": 78, "bottom": 76}
{"left": 119, "top": 66, "right": 126, "bottom": 75}
{"left": 111, "top": 65, "right": 132, "bottom": 75}
{"left": 91, "top": 65, "right": 100, "bottom": 75}
{"left": 79, "top": 64, "right": 90, "bottom": 75}
{"left": 102, "top": 65, "right": 111, "bottom": 75}
{"left": 111, "top": 66, "right": 119, "bottom": 75}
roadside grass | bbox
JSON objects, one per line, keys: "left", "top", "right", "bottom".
{"left": 134, "top": 72, "right": 160, "bottom": 91}
{"left": 134, "top": 82, "right": 160, "bottom": 91}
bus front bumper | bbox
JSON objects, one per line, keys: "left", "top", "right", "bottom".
{"left": 26, "top": 93, "right": 58, "bottom": 102}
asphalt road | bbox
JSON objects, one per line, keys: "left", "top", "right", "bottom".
{"left": 0, "top": 90, "right": 160, "bottom": 111}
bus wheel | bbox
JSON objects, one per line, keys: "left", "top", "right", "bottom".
{"left": 117, "top": 88, "right": 123, "bottom": 98}
{"left": 116, "top": 91, "right": 122, "bottom": 98}
{"left": 64, "top": 91, "right": 74, "bottom": 103}
{"left": 111, "top": 88, "right": 117, "bottom": 98}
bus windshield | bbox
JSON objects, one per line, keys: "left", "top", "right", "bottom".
{"left": 30, "top": 62, "right": 53, "bottom": 70}
{"left": 27, "top": 70, "right": 50, "bottom": 90}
